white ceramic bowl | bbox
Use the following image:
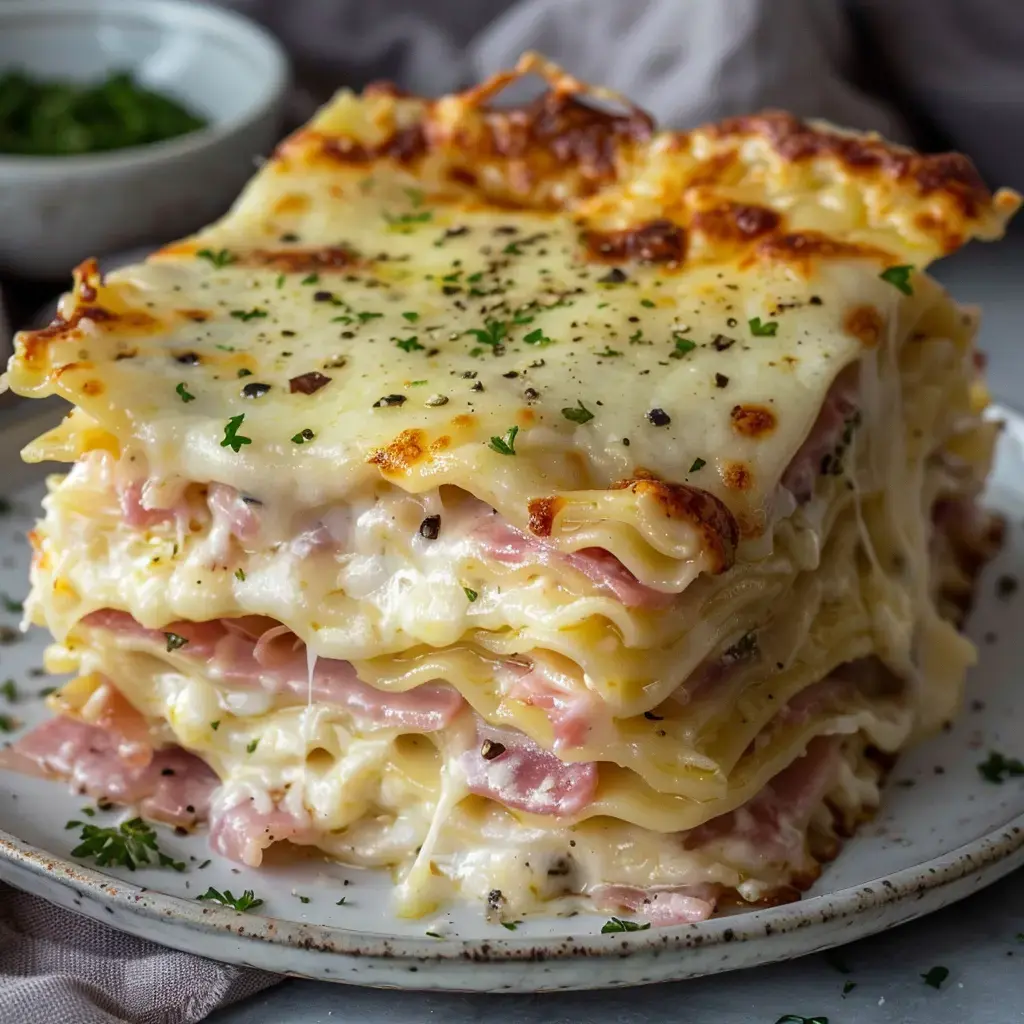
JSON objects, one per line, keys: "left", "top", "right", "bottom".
{"left": 0, "top": 0, "right": 289, "bottom": 280}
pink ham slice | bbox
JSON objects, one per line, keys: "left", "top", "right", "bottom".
{"left": 3, "top": 717, "right": 217, "bottom": 829}
{"left": 209, "top": 798, "right": 318, "bottom": 867}
{"left": 502, "top": 660, "right": 604, "bottom": 751}
{"left": 781, "top": 366, "right": 860, "bottom": 502}
{"left": 460, "top": 721, "right": 598, "bottom": 817}
{"left": 206, "top": 483, "right": 261, "bottom": 543}
{"left": 686, "top": 736, "right": 842, "bottom": 864}
{"left": 473, "top": 514, "right": 673, "bottom": 609}
{"left": 590, "top": 883, "right": 720, "bottom": 925}
{"left": 81, "top": 610, "right": 464, "bottom": 733}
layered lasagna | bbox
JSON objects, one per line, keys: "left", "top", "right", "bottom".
{"left": 2, "top": 55, "right": 1019, "bottom": 925}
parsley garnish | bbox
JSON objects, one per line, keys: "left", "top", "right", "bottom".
{"left": 196, "top": 248, "right": 235, "bottom": 268}
{"left": 977, "top": 751, "right": 1024, "bottom": 783}
{"left": 1, "top": 594, "right": 21, "bottom": 614}
{"left": 296, "top": 894, "right": 311, "bottom": 904}
{"left": 395, "top": 336, "right": 424, "bottom": 352}
{"left": 463, "top": 587, "right": 479, "bottom": 602}
{"left": 501, "top": 921, "right": 522, "bottom": 931}
{"left": 301, "top": 273, "right": 319, "bottom": 285}
{"left": 401, "top": 311, "right": 420, "bottom": 323}
{"left": 210, "top": 720, "right": 221, "bottom": 731}
{"left": 562, "top": 401, "right": 595, "bottom": 424}
{"left": 234, "top": 568, "right": 246, "bottom": 581}
{"left": 230, "top": 308, "right": 268, "bottom": 322}
{"left": 842, "top": 981, "right": 857, "bottom": 997}
{"left": 291, "top": 428, "right": 315, "bottom": 444}
{"left": 385, "top": 210, "right": 433, "bottom": 231}
{"left": 640, "top": 298, "right": 655, "bottom": 308}
{"left": 488, "top": 425, "right": 519, "bottom": 456}
{"left": 336, "top": 897, "right": 347, "bottom": 906}
{"left": 689, "top": 457, "right": 706, "bottom": 473}
{"left": 523, "top": 328, "right": 553, "bottom": 346}
{"left": 80, "top": 806, "right": 96, "bottom": 817}
{"left": 601, "top": 917, "right": 650, "bottom": 934}
{"left": 275, "top": 273, "right": 285, "bottom": 289}
{"left": 164, "top": 632, "right": 188, "bottom": 652}
{"left": 670, "top": 333, "right": 696, "bottom": 358}
{"left": 596, "top": 347, "right": 622, "bottom": 357}
{"left": 221, "top": 414, "right": 252, "bottom": 453}
{"left": 0, "top": 714, "right": 15, "bottom": 732}
{"left": 1, "top": 679, "right": 18, "bottom": 702}
{"left": 466, "top": 319, "right": 508, "bottom": 348}
{"left": 246, "top": 738, "right": 259, "bottom": 754}
{"left": 66, "top": 817, "right": 185, "bottom": 871}
{"left": 922, "top": 965, "right": 949, "bottom": 989}
{"left": 357, "top": 311, "right": 383, "bottom": 322}
{"left": 749, "top": 317, "right": 779, "bottom": 337}
{"left": 880, "top": 264, "right": 914, "bottom": 295}
{"left": 425, "top": 930, "right": 443, "bottom": 939}
{"left": 197, "top": 887, "right": 263, "bottom": 912}
{"left": 175, "top": 382, "right": 195, "bottom": 403}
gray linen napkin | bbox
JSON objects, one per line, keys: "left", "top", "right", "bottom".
{"left": 4, "top": 1, "right": 1022, "bottom": 1021}
{"left": 0, "top": 884, "right": 278, "bottom": 1024}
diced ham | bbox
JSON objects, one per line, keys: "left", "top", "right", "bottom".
{"left": 206, "top": 483, "right": 261, "bottom": 542}
{"left": 3, "top": 717, "right": 217, "bottom": 829}
{"left": 460, "top": 721, "right": 598, "bottom": 816}
{"left": 118, "top": 481, "right": 177, "bottom": 529}
{"left": 82, "top": 610, "right": 464, "bottom": 732}
{"left": 472, "top": 515, "right": 672, "bottom": 609}
{"left": 502, "top": 660, "right": 604, "bottom": 751}
{"left": 209, "top": 798, "right": 318, "bottom": 867}
{"left": 590, "top": 883, "right": 720, "bottom": 925}
{"left": 685, "top": 736, "right": 841, "bottom": 865}
{"left": 781, "top": 365, "right": 860, "bottom": 502}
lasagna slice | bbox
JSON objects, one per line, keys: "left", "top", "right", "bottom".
{"left": 3, "top": 54, "right": 1018, "bottom": 924}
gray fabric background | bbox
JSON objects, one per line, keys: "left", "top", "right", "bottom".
{"left": 3, "top": 1, "right": 1023, "bottom": 1021}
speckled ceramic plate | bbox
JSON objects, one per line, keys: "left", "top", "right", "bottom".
{"left": 1, "top": 406, "right": 1023, "bottom": 992}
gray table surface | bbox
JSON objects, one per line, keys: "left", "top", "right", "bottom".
{"left": 207, "top": 234, "right": 1024, "bottom": 1024}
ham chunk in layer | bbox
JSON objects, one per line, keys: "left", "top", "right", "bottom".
{"left": 590, "top": 883, "right": 720, "bottom": 925}
{"left": 3, "top": 717, "right": 217, "bottom": 829}
{"left": 82, "top": 610, "right": 464, "bottom": 733}
{"left": 460, "top": 721, "right": 598, "bottom": 817}
{"left": 209, "top": 797, "right": 318, "bottom": 867}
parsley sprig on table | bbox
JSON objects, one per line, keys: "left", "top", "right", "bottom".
{"left": 65, "top": 817, "right": 185, "bottom": 872}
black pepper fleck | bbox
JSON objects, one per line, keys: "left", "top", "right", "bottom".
{"left": 241, "top": 382, "right": 271, "bottom": 399}
{"left": 647, "top": 408, "right": 671, "bottom": 427}
{"left": 419, "top": 515, "right": 441, "bottom": 540}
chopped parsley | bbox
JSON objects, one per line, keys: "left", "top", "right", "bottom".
{"left": 197, "top": 887, "right": 263, "bottom": 912}
{"left": 488, "top": 425, "right": 519, "bottom": 455}
{"left": 80, "top": 806, "right": 96, "bottom": 817}
{"left": 880, "top": 264, "right": 914, "bottom": 295}
{"left": 0, "top": 714, "right": 15, "bottom": 732}
{"left": 296, "top": 894, "right": 311, "bottom": 904}
{"left": 401, "top": 311, "right": 420, "bottom": 323}
{"left": 689, "top": 457, "right": 706, "bottom": 473}
{"left": 921, "top": 965, "right": 949, "bottom": 989}
{"left": 523, "top": 328, "right": 553, "bottom": 346}
{"left": 977, "top": 751, "right": 1024, "bottom": 783}
{"left": 164, "top": 632, "right": 188, "bottom": 652}
{"left": 229, "top": 308, "right": 267, "bottom": 322}
{"left": 175, "top": 382, "right": 195, "bottom": 403}
{"left": 640, "top": 299, "right": 656, "bottom": 308}
{"left": 234, "top": 568, "right": 246, "bottom": 582}
{"left": 670, "top": 334, "right": 696, "bottom": 358}
{"left": 66, "top": 817, "right": 185, "bottom": 872}
{"left": 246, "top": 738, "right": 259, "bottom": 754}
{"left": 291, "top": 428, "right": 315, "bottom": 444}
{"left": 336, "top": 897, "right": 348, "bottom": 906}
{"left": 595, "top": 347, "right": 622, "bottom": 357}
{"left": 466, "top": 319, "right": 508, "bottom": 348}
{"left": 842, "top": 981, "right": 857, "bottom": 997}
{"left": 210, "top": 720, "right": 221, "bottom": 731}
{"left": 561, "top": 400, "right": 595, "bottom": 424}
{"left": 1, "top": 679, "right": 18, "bottom": 701}
{"left": 500, "top": 921, "right": 522, "bottom": 931}
{"left": 425, "top": 930, "right": 443, "bottom": 939}
{"left": 196, "top": 248, "right": 235, "bottom": 268}
{"left": 749, "top": 317, "right": 779, "bottom": 337}
{"left": 1, "top": 594, "right": 22, "bottom": 614}
{"left": 384, "top": 210, "right": 433, "bottom": 231}
{"left": 221, "top": 414, "right": 252, "bottom": 453}
{"left": 395, "top": 335, "right": 424, "bottom": 352}
{"left": 300, "top": 273, "right": 320, "bottom": 285}
{"left": 600, "top": 917, "right": 650, "bottom": 934}
{"left": 463, "top": 586, "right": 479, "bottom": 603}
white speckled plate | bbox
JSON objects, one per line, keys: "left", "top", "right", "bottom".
{"left": 1, "top": 406, "right": 1023, "bottom": 992}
